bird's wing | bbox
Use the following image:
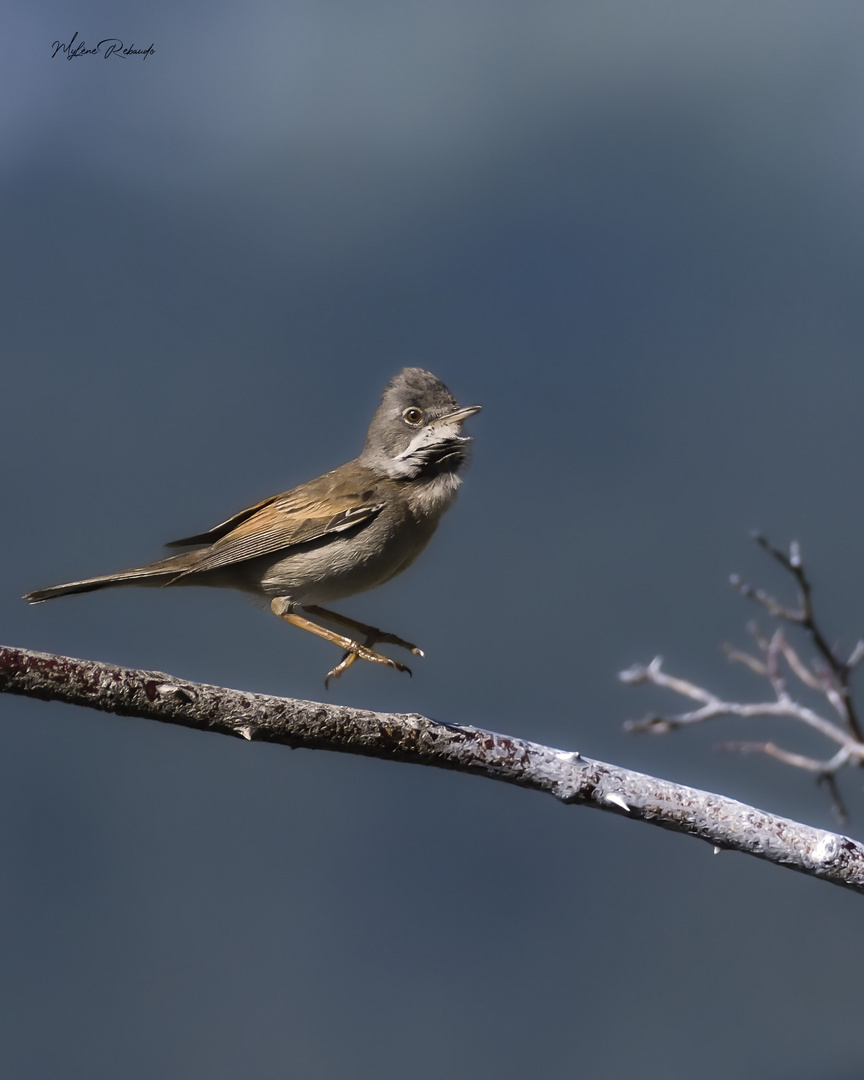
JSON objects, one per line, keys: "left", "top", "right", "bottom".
{"left": 169, "top": 470, "right": 384, "bottom": 577}
{"left": 165, "top": 493, "right": 284, "bottom": 547}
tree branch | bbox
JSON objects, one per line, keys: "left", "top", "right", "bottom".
{"left": 622, "top": 538, "right": 864, "bottom": 817}
{"left": 3, "top": 644, "right": 864, "bottom": 895}
{"left": 737, "top": 533, "right": 864, "bottom": 741}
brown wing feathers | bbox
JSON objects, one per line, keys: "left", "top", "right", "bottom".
{"left": 173, "top": 498, "right": 383, "bottom": 578}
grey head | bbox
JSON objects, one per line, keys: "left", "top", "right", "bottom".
{"left": 360, "top": 368, "right": 481, "bottom": 480}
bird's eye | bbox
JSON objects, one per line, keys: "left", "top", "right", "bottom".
{"left": 402, "top": 407, "right": 424, "bottom": 426}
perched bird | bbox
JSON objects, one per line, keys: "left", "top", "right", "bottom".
{"left": 25, "top": 368, "right": 480, "bottom": 683}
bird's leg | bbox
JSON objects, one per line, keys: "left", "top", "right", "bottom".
{"left": 304, "top": 604, "right": 425, "bottom": 683}
{"left": 270, "top": 599, "right": 416, "bottom": 685}
{"left": 304, "top": 605, "right": 424, "bottom": 658}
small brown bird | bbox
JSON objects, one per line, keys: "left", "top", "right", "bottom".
{"left": 24, "top": 368, "right": 481, "bottom": 684}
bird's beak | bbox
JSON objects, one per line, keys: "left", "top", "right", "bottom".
{"left": 439, "top": 404, "right": 482, "bottom": 426}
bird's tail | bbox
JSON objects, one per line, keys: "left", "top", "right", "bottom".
{"left": 24, "top": 551, "right": 199, "bottom": 604}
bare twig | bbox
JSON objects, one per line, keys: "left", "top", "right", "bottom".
{"left": 715, "top": 741, "right": 853, "bottom": 775}
{"left": 622, "top": 536, "right": 864, "bottom": 814}
{"left": 620, "top": 656, "right": 861, "bottom": 750}
{"left": 819, "top": 772, "right": 851, "bottom": 826}
{"left": 741, "top": 534, "right": 863, "bottom": 741}
{"left": 3, "top": 644, "right": 864, "bottom": 895}
{"left": 771, "top": 630, "right": 822, "bottom": 691}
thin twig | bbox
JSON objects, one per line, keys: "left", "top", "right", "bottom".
{"left": 715, "top": 741, "right": 853, "bottom": 775}
{"left": 623, "top": 537, "right": 864, "bottom": 807}
{"left": 620, "top": 658, "right": 861, "bottom": 751}
{"left": 819, "top": 772, "right": 851, "bottom": 826}
{"left": 749, "top": 534, "right": 863, "bottom": 741}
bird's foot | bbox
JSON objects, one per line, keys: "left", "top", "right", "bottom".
{"left": 270, "top": 598, "right": 422, "bottom": 686}
{"left": 324, "top": 641, "right": 412, "bottom": 688}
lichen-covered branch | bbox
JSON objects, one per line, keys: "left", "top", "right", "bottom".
{"left": 2, "top": 644, "right": 864, "bottom": 895}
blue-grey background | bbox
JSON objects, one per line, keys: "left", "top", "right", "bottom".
{"left": 4, "top": 3, "right": 864, "bottom": 1077}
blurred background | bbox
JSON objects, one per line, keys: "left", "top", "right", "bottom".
{"left": 4, "top": 2, "right": 864, "bottom": 1077}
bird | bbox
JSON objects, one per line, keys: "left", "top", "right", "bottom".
{"left": 24, "top": 368, "right": 481, "bottom": 684}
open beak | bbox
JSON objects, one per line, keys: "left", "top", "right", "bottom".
{"left": 440, "top": 404, "right": 482, "bottom": 426}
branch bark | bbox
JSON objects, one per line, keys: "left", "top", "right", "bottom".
{"left": 3, "top": 644, "right": 864, "bottom": 895}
